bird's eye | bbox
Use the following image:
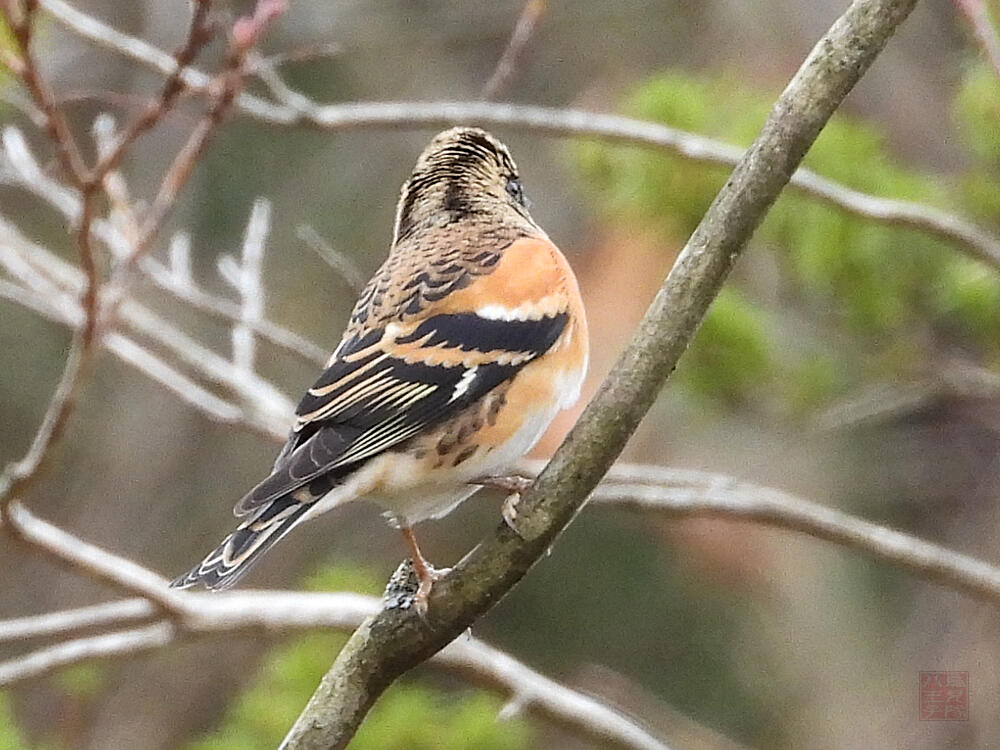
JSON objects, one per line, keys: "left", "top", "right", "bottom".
{"left": 505, "top": 178, "right": 528, "bottom": 208}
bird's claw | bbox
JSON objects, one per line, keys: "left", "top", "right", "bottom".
{"left": 413, "top": 564, "right": 451, "bottom": 619}
{"left": 473, "top": 474, "right": 532, "bottom": 538}
{"left": 501, "top": 492, "right": 523, "bottom": 536}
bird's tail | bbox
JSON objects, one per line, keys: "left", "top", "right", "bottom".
{"left": 170, "top": 495, "right": 313, "bottom": 590}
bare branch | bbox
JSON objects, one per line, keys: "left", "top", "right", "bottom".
{"left": 953, "top": 0, "right": 1000, "bottom": 80}
{"left": 39, "top": 0, "right": 1000, "bottom": 277}
{"left": 220, "top": 198, "right": 270, "bottom": 373}
{"left": 481, "top": 0, "right": 547, "bottom": 101}
{"left": 105, "top": 333, "right": 250, "bottom": 424}
{"left": 297, "top": 224, "right": 368, "bottom": 295}
{"left": 0, "top": 624, "right": 177, "bottom": 685}
{"left": 11, "top": 458, "right": 1000, "bottom": 745}
{"left": 2, "top": 124, "right": 328, "bottom": 365}
{"left": 439, "top": 636, "right": 670, "bottom": 750}
{"left": 0, "top": 599, "right": 157, "bottom": 644}
{"left": 0, "top": 4, "right": 105, "bottom": 514}
{"left": 0, "top": 510, "right": 669, "bottom": 750}
{"left": 90, "top": 0, "right": 214, "bottom": 178}
{"left": 1, "top": 0, "right": 89, "bottom": 181}
{"left": 577, "top": 462, "right": 1000, "bottom": 605}
{"left": 248, "top": 42, "right": 342, "bottom": 73}
{"left": 2, "top": 501, "right": 188, "bottom": 611}
{"left": 100, "top": 0, "right": 286, "bottom": 333}
{"left": 0, "top": 211, "right": 290, "bottom": 435}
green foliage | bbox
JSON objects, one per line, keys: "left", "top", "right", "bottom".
{"left": 0, "top": 694, "right": 28, "bottom": 750}
{"left": 675, "top": 288, "right": 772, "bottom": 406}
{"left": 51, "top": 664, "right": 106, "bottom": 701}
{"left": 351, "top": 689, "right": 527, "bottom": 750}
{"left": 186, "top": 565, "right": 530, "bottom": 750}
{"left": 954, "top": 62, "right": 1000, "bottom": 232}
{"left": 574, "top": 69, "right": 1000, "bottom": 409}
{"left": 954, "top": 62, "right": 1000, "bottom": 164}
{"left": 0, "top": 14, "right": 17, "bottom": 86}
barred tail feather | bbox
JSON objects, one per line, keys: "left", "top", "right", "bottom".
{"left": 170, "top": 496, "right": 312, "bottom": 590}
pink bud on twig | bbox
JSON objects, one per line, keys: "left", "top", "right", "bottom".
{"left": 230, "top": 0, "right": 288, "bottom": 53}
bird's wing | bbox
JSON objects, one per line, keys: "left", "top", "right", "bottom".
{"left": 234, "top": 236, "right": 576, "bottom": 516}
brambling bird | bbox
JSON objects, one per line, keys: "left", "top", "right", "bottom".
{"left": 172, "top": 127, "right": 589, "bottom": 613}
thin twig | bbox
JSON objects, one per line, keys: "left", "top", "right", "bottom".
{"left": 248, "top": 41, "right": 342, "bottom": 73}
{"left": 90, "top": 0, "right": 214, "bottom": 178}
{"left": 105, "top": 0, "right": 287, "bottom": 321}
{"left": 0, "top": 509, "right": 669, "bottom": 750}
{"left": 39, "top": 0, "right": 1000, "bottom": 277}
{"left": 953, "top": 0, "right": 1000, "bottom": 80}
{"left": 220, "top": 198, "right": 270, "bottom": 373}
{"left": 0, "top": 4, "right": 104, "bottom": 515}
{"left": 0, "top": 623, "right": 177, "bottom": 685}
{"left": 1, "top": 125, "right": 328, "bottom": 365}
{"left": 482, "top": 0, "right": 547, "bottom": 100}
{"left": 0, "top": 599, "right": 157, "bottom": 644}
{"left": 2, "top": 501, "right": 188, "bottom": 611}
{"left": 1, "top": 0, "right": 88, "bottom": 181}
{"left": 0, "top": 212, "right": 290, "bottom": 434}
{"left": 10, "top": 459, "right": 1000, "bottom": 743}
{"left": 297, "top": 224, "right": 367, "bottom": 295}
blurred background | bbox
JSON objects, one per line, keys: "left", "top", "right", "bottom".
{"left": 2, "top": 0, "right": 1000, "bottom": 748}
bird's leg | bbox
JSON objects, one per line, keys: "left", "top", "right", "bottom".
{"left": 471, "top": 474, "right": 534, "bottom": 533}
{"left": 399, "top": 524, "right": 449, "bottom": 617}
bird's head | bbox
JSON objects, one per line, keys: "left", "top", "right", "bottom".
{"left": 392, "top": 127, "right": 535, "bottom": 244}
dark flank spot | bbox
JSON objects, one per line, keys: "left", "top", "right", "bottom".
{"left": 453, "top": 445, "right": 477, "bottom": 466}
{"left": 456, "top": 422, "right": 473, "bottom": 445}
{"left": 436, "top": 431, "right": 456, "bottom": 456}
{"left": 487, "top": 392, "right": 506, "bottom": 426}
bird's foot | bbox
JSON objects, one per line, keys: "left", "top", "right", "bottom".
{"left": 382, "top": 557, "right": 451, "bottom": 618}
{"left": 501, "top": 492, "right": 521, "bottom": 532}
{"left": 472, "top": 473, "right": 534, "bottom": 495}
{"left": 413, "top": 562, "right": 451, "bottom": 619}
{"left": 472, "top": 474, "right": 533, "bottom": 537}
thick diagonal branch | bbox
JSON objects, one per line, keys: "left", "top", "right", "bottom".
{"left": 279, "top": 1, "right": 920, "bottom": 748}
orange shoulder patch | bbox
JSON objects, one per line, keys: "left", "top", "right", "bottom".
{"left": 432, "top": 237, "right": 573, "bottom": 316}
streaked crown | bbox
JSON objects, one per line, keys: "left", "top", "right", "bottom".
{"left": 393, "top": 127, "right": 533, "bottom": 243}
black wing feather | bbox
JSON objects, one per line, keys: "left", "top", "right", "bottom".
{"left": 234, "top": 312, "right": 567, "bottom": 516}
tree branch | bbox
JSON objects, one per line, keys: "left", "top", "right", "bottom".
{"left": 37, "top": 0, "right": 1000, "bottom": 276}
{"left": 953, "top": 0, "right": 1000, "bottom": 81}
{"left": 1, "top": 123, "right": 329, "bottom": 365}
{"left": 279, "top": 2, "right": 920, "bottom": 747}
{"left": 0, "top": 507, "right": 671, "bottom": 750}
{"left": 481, "top": 0, "right": 547, "bottom": 101}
